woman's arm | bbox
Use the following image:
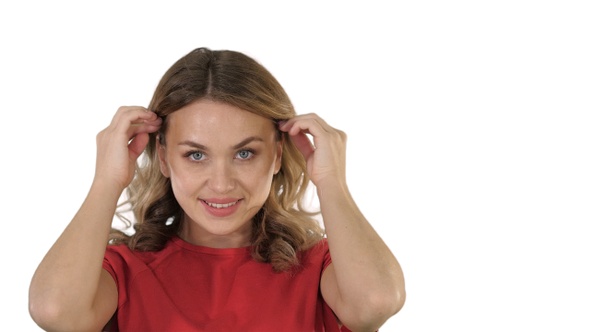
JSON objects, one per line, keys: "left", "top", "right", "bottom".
{"left": 318, "top": 180, "right": 406, "bottom": 331}
{"left": 28, "top": 107, "right": 161, "bottom": 331}
{"left": 280, "top": 114, "right": 405, "bottom": 332}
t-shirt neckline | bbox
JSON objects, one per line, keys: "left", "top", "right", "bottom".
{"left": 170, "top": 235, "right": 252, "bottom": 256}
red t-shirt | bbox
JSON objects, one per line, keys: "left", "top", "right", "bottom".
{"left": 102, "top": 237, "right": 350, "bottom": 331}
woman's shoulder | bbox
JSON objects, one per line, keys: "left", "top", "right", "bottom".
{"left": 104, "top": 237, "right": 181, "bottom": 268}
{"left": 298, "top": 237, "right": 331, "bottom": 270}
{"left": 303, "top": 236, "right": 329, "bottom": 254}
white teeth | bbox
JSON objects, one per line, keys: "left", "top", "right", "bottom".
{"left": 206, "top": 201, "right": 238, "bottom": 209}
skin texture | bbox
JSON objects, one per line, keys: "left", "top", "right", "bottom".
{"left": 29, "top": 100, "right": 405, "bottom": 332}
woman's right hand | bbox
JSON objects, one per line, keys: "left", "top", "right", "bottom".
{"left": 94, "top": 106, "right": 162, "bottom": 192}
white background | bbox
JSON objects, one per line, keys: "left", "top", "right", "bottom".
{"left": 1, "top": 1, "right": 589, "bottom": 331}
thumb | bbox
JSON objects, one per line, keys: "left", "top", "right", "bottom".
{"left": 290, "top": 131, "right": 315, "bottom": 160}
{"left": 128, "top": 133, "right": 150, "bottom": 161}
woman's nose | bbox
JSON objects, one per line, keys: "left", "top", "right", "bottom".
{"left": 207, "top": 161, "right": 236, "bottom": 194}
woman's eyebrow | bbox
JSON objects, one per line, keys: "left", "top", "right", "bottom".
{"left": 178, "top": 141, "right": 207, "bottom": 150}
{"left": 232, "top": 136, "right": 264, "bottom": 149}
{"left": 178, "top": 136, "right": 264, "bottom": 150}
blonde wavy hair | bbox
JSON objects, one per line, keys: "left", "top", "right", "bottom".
{"left": 110, "top": 47, "right": 325, "bottom": 272}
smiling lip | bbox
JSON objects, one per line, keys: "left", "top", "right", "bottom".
{"left": 201, "top": 199, "right": 241, "bottom": 217}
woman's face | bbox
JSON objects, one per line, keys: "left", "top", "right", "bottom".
{"left": 158, "top": 99, "right": 282, "bottom": 248}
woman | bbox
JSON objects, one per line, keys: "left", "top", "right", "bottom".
{"left": 29, "top": 47, "right": 405, "bottom": 331}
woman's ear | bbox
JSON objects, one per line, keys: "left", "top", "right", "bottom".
{"left": 157, "top": 135, "right": 170, "bottom": 178}
{"left": 273, "top": 140, "right": 283, "bottom": 175}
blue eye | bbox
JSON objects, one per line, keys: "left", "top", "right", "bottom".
{"left": 189, "top": 151, "right": 205, "bottom": 161}
{"left": 236, "top": 150, "right": 253, "bottom": 160}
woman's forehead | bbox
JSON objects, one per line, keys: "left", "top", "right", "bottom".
{"left": 172, "top": 100, "right": 269, "bottom": 123}
{"left": 166, "top": 100, "right": 276, "bottom": 143}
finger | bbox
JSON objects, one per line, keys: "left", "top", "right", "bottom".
{"left": 129, "top": 114, "right": 161, "bottom": 127}
{"left": 280, "top": 117, "right": 328, "bottom": 141}
{"left": 290, "top": 131, "right": 315, "bottom": 160}
{"left": 111, "top": 106, "right": 159, "bottom": 131}
{"left": 128, "top": 117, "right": 163, "bottom": 134}
{"left": 106, "top": 106, "right": 161, "bottom": 140}
{"left": 279, "top": 113, "right": 331, "bottom": 134}
{"left": 128, "top": 132, "right": 150, "bottom": 161}
{"left": 111, "top": 106, "right": 146, "bottom": 122}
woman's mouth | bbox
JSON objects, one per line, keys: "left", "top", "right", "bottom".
{"left": 201, "top": 199, "right": 241, "bottom": 217}
{"left": 204, "top": 200, "right": 239, "bottom": 209}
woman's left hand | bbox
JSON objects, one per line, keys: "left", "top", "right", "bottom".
{"left": 279, "top": 113, "right": 347, "bottom": 187}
